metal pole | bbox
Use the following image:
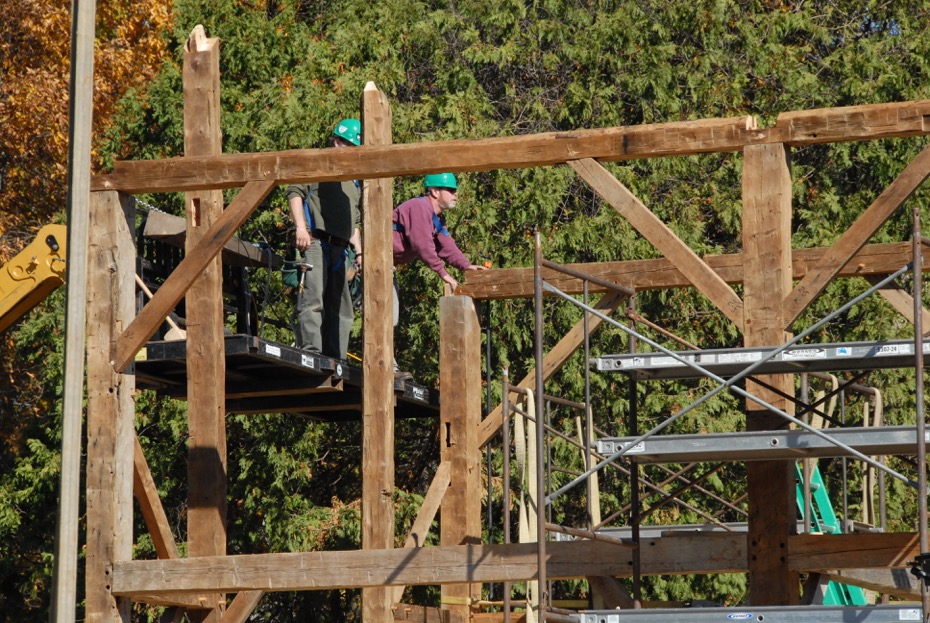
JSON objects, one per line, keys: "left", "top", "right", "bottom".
{"left": 801, "top": 374, "right": 812, "bottom": 534}
{"left": 911, "top": 207, "right": 929, "bottom": 621}
{"left": 840, "top": 391, "right": 849, "bottom": 532}
{"left": 534, "top": 230, "right": 548, "bottom": 623}
{"left": 483, "top": 301, "right": 495, "bottom": 601}
{"left": 546, "top": 267, "right": 918, "bottom": 502}
{"left": 502, "top": 367, "right": 512, "bottom": 623}
{"left": 583, "top": 281, "right": 594, "bottom": 531}
{"left": 51, "top": 2, "right": 96, "bottom": 621}
{"left": 628, "top": 296, "right": 642, "bottom": 606}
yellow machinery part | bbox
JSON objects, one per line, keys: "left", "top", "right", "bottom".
{"left": 0, "top": 224, "right": 68, "bottom": 334}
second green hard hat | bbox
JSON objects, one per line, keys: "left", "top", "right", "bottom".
{"left": 424, "top": 172, "right": 458, "bottom": 189}
{"left": 332, "top": 118, "right": 361, "bottom": 146}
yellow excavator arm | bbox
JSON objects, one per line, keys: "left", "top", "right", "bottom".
{"left": 0, "top": 224, "right": 68, "bottom": 334}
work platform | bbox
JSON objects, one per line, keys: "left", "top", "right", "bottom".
{"left": 134, "top": 334, "right": 440, "bottom": 421}
{"left": 575, "top": 605, "right": 922, "bottom": 623}
{"left": 593, "top": 338, "right": 930, "bottom": 380}
{"left": 596, "top": 426, "right": 921, "bottom": 464}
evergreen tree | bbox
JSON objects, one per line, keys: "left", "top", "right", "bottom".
{"left": 4, "top": 0, "right": 930, "bottom": 619}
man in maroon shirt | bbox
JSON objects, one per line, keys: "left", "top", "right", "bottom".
{"left": 391, "top": 172, "right": 487, "bottom": 379}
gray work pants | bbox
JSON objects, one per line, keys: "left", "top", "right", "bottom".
{"left": 293, "top": 239, "right": 353, "bottom": 359}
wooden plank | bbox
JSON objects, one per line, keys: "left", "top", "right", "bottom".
{"left": 54, "top": 3, "right": 95, "bottom": 618}
{"left": 394, "top": 603, "right": 450, "bottom": 623}
{"left": 783, "top": 143, "right": 930, "bottom": 325}
{"left": 477, "top": 291, "right": 626, "bottom": 447}
{"left": 775, "top": 100, "right": 930, "bottom": 146}
{"left": 92, "top": 100, "right": 930, "bottom": 194}
{"left": 85, "top": 191, "right": 136, "bottom": 622}
{"left": 361, "top": 80, "right": 396, "bottom": 623}
{"left": 789, "top": 532, "right": 920, "bottom": 570}
{"left": 868, "top": 275, "right": 930, "bottom": 334}
{"left": 111, "top": 179, "right": 274, "bottom": 372}
{"left": 472, "top": 614, "right": 526, "bottom": 623}
{"left": 439, "top": 297, "right": 483, "bottom": 622}
{"left": 125, "top": 593, "right": 215, "bottom": 609}
{"left": 391, "top": 461, "right": 452, "bottom": 604}
{"left": 569, "top": 158, "right": 743, "bottom": 328}
{"left": 182, "top": 27, "right": 227, "bottom": 622}
{"left": 111, "top": 536, "right": 744, "bottom": 596}
{"left": 202, "top": 591, "right": 264, "bottom": 623}
{"left": 819, "top": 568, "right": 920, "bottom": 600}
{"left": 459, "top": 242, "right": 930, "bottom": 300}
{"left": 142, "top": 209, "right": 280, "bottom": 268}
{"left": 741, "top": 143, "right": 798, "bottom": 605}
{"left": 94, "top": 116, "right": 756, "bottom": 193}
{"left": 133, "top": 436, "right": 180, "bottom": 560}
{"left": 586, "top": 576, "right": 634, "bottom": 609}
{"left": 110, "top": 532, "right": 921, "bottom": 596}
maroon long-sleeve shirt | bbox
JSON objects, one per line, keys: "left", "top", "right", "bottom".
{"left": 393, "top": 195, "right": 471, "bottom": 279}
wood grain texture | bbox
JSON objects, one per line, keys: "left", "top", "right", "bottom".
{"left": 94, "top": 100, "right": 930, "bottom": 194}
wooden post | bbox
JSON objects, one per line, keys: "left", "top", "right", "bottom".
{"left": 183, "top": 25, "right": 227, "bottom": 618}
{"left": 53, "top": 1, "right": 96, "bottom": 620}
{"left": 361, "top": 81, "right": 396, "bottom": 622}
{"left": 85, "top": 191, "right": 136, "bottom": 622}
{"left": 742, "top": 143, "right": 798, "bottom": 605}
{"left": 440, "top": 296, "right": 483, "bottom": 623}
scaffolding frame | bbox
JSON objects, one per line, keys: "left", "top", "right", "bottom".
{"left": 493, "top": 210, "right": 930, "bottom": 622}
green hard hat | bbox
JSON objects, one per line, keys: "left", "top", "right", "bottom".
{"left": 424, "top": 172, "right": 458, "bottom": 189}
{"left": 332, "top": 118, "right": 361, "bottom": 146}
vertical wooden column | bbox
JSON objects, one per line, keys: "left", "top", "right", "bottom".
{"left": 440, "top": 296, "right": 483, "bottom": 623}
{"left": 741, "top": 143, "right": 798, "bottom": 605}
{"left": 85, "top": 191, "right": 135, "bottom": 622}
{"left": 183, "top": 26, "right": 227, "bottom": 617}
{"left": 361, "top": 81, "right": 396, "bottom": 622}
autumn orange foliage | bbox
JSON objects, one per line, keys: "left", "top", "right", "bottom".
{"left": 0, "top": 0, "right": 173, "bottom": 260}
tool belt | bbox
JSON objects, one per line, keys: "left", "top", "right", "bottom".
{"left": 313, "top": 229, "right": 350, "bottom": 247}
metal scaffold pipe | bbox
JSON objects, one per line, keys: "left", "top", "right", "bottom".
{"left": 911, "top": 207, "right": 929, "bottom": 622}
{"left": 546, "top": 264, "right": 917, "bottom": 504}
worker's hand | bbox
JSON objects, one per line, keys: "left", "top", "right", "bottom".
{"left": 442, "top": 273, "right": 459, "bottom": 292}
{"left": 466, "top": 264, "right": 488, "bottom": 271}
{"left": 295, "top": 227, "right": 313, "bottom": 251}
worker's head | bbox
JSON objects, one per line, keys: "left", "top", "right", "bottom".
{"left": 332, "top": 118, "right": 361, "bottom": 147}
{"left": 424, "top": 173, "right": 458, "bottom": 211}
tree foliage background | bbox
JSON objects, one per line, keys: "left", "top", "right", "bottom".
{"left": 3, "top": 0, "right": 930, "bottom": 620}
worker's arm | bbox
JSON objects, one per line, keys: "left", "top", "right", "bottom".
{"left": 285, "top": 185, "right": 313, "bottom": 251}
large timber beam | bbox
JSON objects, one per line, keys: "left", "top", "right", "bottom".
{"left": 109, "top": 532, "right": 920, "bottom": 598}
{"left": 361, "top": 80, "right": 396, "bottom": 623}
{"left": 742, "top": 143, "right": 797, "bottom": 605}
{"left": 85, "top": 191, "right": 136, "bottom": 622}
{"left": 569, "top": 158, "right": 744, "bottom": 328}
{"left": 783, "top": 142, "right": 930, "bottom": 326}
{"left": 111, "top": 179, "right": 275, "bottom": 371}
{"left": 183, "top": 27, "right": 227, "bottom": 622}
{"left": 439, "top": 296, "right": 483, "bottom": 623}
{"left": 92, "top": 100, "right": 930, "bottom": 194}
{"left": 459, "top": 242, "right": 930, "bottom": 300}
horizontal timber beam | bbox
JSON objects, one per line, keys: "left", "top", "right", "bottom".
{"left": 459, "top": 242, "right": 930, "bottom": 300}
{"left": 111, "top": 532, "right": 918, "bottom": 597}
{"left": 93, "top": 100, "right": 930, "bottom": 194}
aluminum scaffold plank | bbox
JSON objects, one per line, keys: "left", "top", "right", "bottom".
{"left": 593, "top": 338, "right": 930, "bottom": 380}
{"left": 575, "top": 605, "right": 922, "bottom": 623}
{"left": 596, "top": 426, "right": 922, "bottom": 464}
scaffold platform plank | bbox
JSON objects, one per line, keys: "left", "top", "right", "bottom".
{"left": 551, "top": 522, "right": 805, "bottom": 541}
{"left": 575, "top": 605, "right": 922, "bottom": 623}
{"left": 134, "top": 334, "right": 439, "bottom": 421}
{"left": 593, "top": 338, "right": 930, "bottom": 380}
{"left": 596, "top": 426, "right": 921, "bottom": 463}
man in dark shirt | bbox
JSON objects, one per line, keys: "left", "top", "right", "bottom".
{"left": 285, "top": 118, "right": 362, "bottom": 360}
